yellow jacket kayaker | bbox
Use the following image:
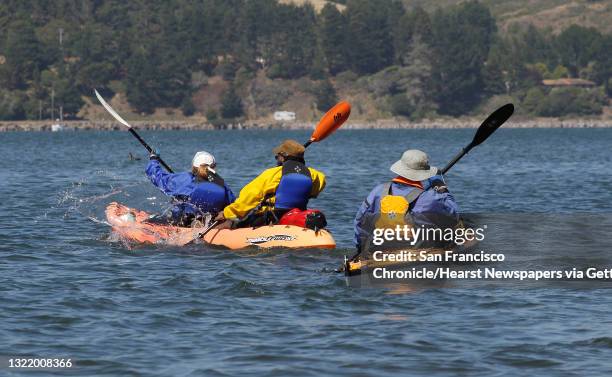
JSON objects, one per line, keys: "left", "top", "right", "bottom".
{"left": 215, "top": 140, "right": 326, "bottom": 228}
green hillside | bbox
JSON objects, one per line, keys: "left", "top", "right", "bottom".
{"left": 0, "top": 0, "right": 609, "bottom": 123}
{"left": 284, "top": 0, "right": 612, "bottom": 34}
{"left": 403, "top": 0, "right": 612, "bottom": 34}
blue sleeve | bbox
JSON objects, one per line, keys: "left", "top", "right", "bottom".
{"left": 145, "top": 160, "right": 181, "bottom": 196}
{"left": 423, "top": 175, "right": 446, "bottom": 190}
{"left": 225, "top": 185, "right": 236, "bottom": 204}
{"left": 353, "top": 185, "right": 382, "bottom": 248}
{"left": 418, "top": 175, "right": 458, "bottom": 216}
{"left": 412, "top": 189, "right": 460, "bottom": 228}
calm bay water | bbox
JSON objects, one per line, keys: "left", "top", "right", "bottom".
{"left": 1, "top": 128, "right": 612, "bottom": 376}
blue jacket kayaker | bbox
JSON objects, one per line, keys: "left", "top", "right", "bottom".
{"left": 354, "top": 149, "right": 460, "bottom": 251}
{"left": 146, "top": 151, "right": 236, "bottom": 226}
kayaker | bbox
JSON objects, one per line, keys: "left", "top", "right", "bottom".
{"left": 146, "top": 151, "right": 236, "bottom": 226}
{"left": 214, "top": 139, "right": 326, "bottom": 228}
{"left": 354, "top": 149, "right": 460, "bottom": 252}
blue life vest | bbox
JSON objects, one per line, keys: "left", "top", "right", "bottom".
{"left": 176, "top": 174, "right": 228, "bottom": 217}
{"left": 274, "top": 160, "right": 313, "bottom": 210}
{"left": 189, "top": 182, "right": 228, "bottom": 213}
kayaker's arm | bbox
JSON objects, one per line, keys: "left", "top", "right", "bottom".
{"left": 223, "top": 168, "right": 280, "bottom": 220}
{"left": 146, "top": 159, "right": 177, "bottom": 196}
{"left": 145, "top": 160, "right": 194, "bottom": 198}
{"left": 353, "top": 185, "right": 382, "bottom": 249}
{"left": 225, "top": 185, "right": 237, "bottom": 204}
{"left": 411, "top": 189, "right": 460, "bottom": 222}
{"left": 308, "top": 168, "right": 326, "bottom": 198}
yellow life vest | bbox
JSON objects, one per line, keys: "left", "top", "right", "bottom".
{"left": 374, "top": 181, "right": 424, "bottom": 230}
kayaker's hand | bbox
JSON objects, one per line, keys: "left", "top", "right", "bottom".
{"left": 214, "top": 212, "right": 225, "bottom": 222}
{"left": 215, "top": 219, "right": 233, "bottom": 230}
{"left": 433, "top": 184, "right": 449, "bottom": 193}
{"left": 426, "top": 174, "right": 447, "bottom": 191}
{"left": 149, "top": 150, "right": 160, "bottom": 160}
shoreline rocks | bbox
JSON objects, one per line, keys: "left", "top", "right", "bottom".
{"left": 1, "top": 118, "right": 610, "bottom": 132}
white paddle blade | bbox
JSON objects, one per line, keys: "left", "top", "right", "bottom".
{"left": 94, "top": 89, "right": 132, "bottom": 129}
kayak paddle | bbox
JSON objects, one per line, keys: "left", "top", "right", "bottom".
{"left": 440, "top": 103, "right": 514, "bottom": 174}
{"left": 183, "top": 218, "right": 218, "bottom": 246}
{"left": 304, "top": 101, "right": 351, "bottom": 147}
{"left": 94, "top": 89, "right": 175, "bottom": 173}
{"left": 193, "top": 100, "right": 352, "bottom": 243}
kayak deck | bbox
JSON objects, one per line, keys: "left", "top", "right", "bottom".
{"left": 105, "top": 202, "right": 336, "bottom": 250}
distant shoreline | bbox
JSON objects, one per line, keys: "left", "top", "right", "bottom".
{"left": 1, "top": 118, "right": 611, "bottom": 132}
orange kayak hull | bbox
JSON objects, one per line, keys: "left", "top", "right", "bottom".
{"left": 105, "top": 202, "right": 336, "bottom": 250}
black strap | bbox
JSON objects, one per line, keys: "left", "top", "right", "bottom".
{"left": 196, "top": 171, "right": 224, "bottom": 187}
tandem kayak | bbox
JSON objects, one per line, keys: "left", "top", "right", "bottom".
{"left": 105, "top": 202, "right": 336, "bottom": 250}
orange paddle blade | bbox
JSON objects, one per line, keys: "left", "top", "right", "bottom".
{"left": 310, "top": 101, "right": 351, "bottom": 143}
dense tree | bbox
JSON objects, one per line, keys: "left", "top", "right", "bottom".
{"left": 0, "top": 20, "right": 45, "bottom": 89}
{"left": 522, "top": 87, "right": 545, "bottom": 114}
{"left": 346, "top": 0, "right": 394, "bottom": 74}
{"left": 591, "top": 35, "right": 612, "bottom": 95}
{"left": 314, "top": 79, "right": 338, "bottom": 112}
{"left": 124, "top": 35, "right": 191, "bottom": 114}
{"left": 266, "top": 3, "right": 317, "bottom": 79}
{"left": 431, "top": 2, "right": 497, "bottom": 115}
{"left": 482, "top": 41, "right": 507, "bottom": 95}
{"left": 0, "top": 89, "right": 26, "bottom": 120}
{"left": 221, "top": 84, "right": 244, "bottom": 119}
{"left": 235, "top": 0, "right": 278, "bottom": 72}
{"left": 0, "top": 0, "right": 609, "bottom": 120}
{"left": 399, "top": 35, "right": 437, "bottom": 118}
{"left": 309, "top": 48, "right": 327, "bottom": 80}
{"left": 387, "top": 0, "right": 406, "bottom": 65}
{"left": 555, "top": 25, "right": 602, "bottom": 77}
{"left": 54, "top": 69, "right": 85, "bottom": 118}
{"left": 536, "top": 87, "right": 605, "bottom": 116}
{"left": 395, "top": 6, "right": 432, "bottom": 64}
{"left": 521, "top": 24, "right": 554, "bottom": 65}
{"left": 318, "top": 3, "right": 349, "bottom": 75}
{"left": 70, "top": 23, "right": 117, "bottom": 95}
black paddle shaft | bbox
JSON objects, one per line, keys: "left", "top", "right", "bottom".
{"left": 440, "top": 144, "right": 474, "bottom": 175}
{"left": 128, "top": 128, "right": 174, "bottom": 173}
{"left": 440, "top": 103, "right": 514, "bottom": 175}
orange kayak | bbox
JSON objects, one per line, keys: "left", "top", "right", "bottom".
{"left": 105, "top": 202, "right": 336, "bottom": 250}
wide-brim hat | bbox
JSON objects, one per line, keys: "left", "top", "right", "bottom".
{"left": 390, "top": 149, "right": 438, "bottom": 181}
{"left": 273, "top": 139, "right": 305, "bottom": 158}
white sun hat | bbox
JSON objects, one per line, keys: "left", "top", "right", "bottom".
{"left": 390, "top": 149, "right": 438, "bottom": 181}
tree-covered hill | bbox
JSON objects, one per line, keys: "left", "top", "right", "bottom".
{"left": 0, "top": 0, "right": 609, "bottom": 122}
{"left": 284, "top": 0, "right": 612, "bottom": 34}
{"left": 400, "top": 0, "right": 612, "bottom": 34}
